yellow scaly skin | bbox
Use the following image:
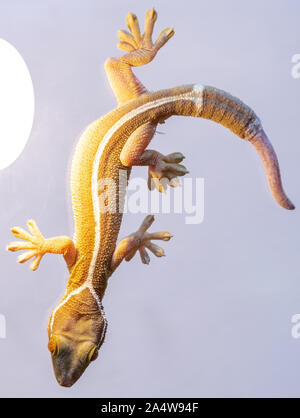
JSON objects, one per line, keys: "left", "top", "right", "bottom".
{"left": 7, "top": 9, "right": 294, "bottom": 387}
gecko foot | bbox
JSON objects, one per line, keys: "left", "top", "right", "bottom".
{"left": 7, "top": 220, "right": 76, "bottom": 271}
{"left": 126, "top": 215, "right": 172, "bottom": 264}
{"left": 148, "top": 152, "right": 189, "bottom": 193}
{"left": 114, "top": 215, "right": 173, "bottom": 266}
{"left": 7, "top": 220, "right": 48, "bottom": 270}
{"left": 117, "top": 8, "right": 174, "bottom": 59}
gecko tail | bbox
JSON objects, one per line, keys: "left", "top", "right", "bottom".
{"left": 249, "top": 129, "right": 295, "bottom": 210}
{"left": 191, "top": 85, "right": 295, "bottom": 210}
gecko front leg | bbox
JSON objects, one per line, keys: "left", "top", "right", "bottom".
{"left": 7, "top": 220, "right": 77, "bottom": 271}
{"left": 110, "top": 215, "right": 172, "bottom": 273}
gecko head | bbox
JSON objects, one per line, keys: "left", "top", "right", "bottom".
{"left": 47, "top": 301, "right": 107, "bottom": 387}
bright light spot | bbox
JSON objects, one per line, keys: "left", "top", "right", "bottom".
{"left": 0, "top": 38, "right": 34, "bottom": 170}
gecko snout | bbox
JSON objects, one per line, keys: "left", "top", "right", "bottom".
{"left": 48, "top": 334, "right": 99, "bottom": 387}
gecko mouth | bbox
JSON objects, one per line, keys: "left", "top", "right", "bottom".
{"left": 55, "top": 368, "right": 84, "bottom": 387}
{"left": 57, "top": 376, "right": 75, "bottom": 387}
{"left": 52, "top": 356, "right": 88, "bottom": 388}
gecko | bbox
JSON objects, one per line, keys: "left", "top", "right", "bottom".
{"left": 7, "top": 9, "right": 294, "bottom": 387}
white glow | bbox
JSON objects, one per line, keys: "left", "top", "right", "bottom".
{"left": 0, "top": 39, "right": 34, "bottom": 170}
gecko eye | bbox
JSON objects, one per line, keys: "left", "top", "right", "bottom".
{"left": 88, "top": 346, "right": 98, "bottom": 362}
{"left": 48, "top": 337, "right": 59, "bottom": 356}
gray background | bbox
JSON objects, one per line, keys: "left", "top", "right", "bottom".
{"left": 0, "top": 0, "right": 299, "bottom": 398}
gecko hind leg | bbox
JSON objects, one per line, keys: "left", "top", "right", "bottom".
{"left": 120, "top": 123, "right": 189, "bottom": 194}
{"left": 146, "top": 151, "right": 189, "bottom": 193}
{"left": 7, "top": 220, "right": 77, "bottom": 271}
{"left": 105, "top": 8, "right": 174, "bottom": 104}
{"left": 117, "top": 8, "right": 174, "bottom": 65}
{"left": 110, "top": 215, "right": 173, "bottom": 272}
